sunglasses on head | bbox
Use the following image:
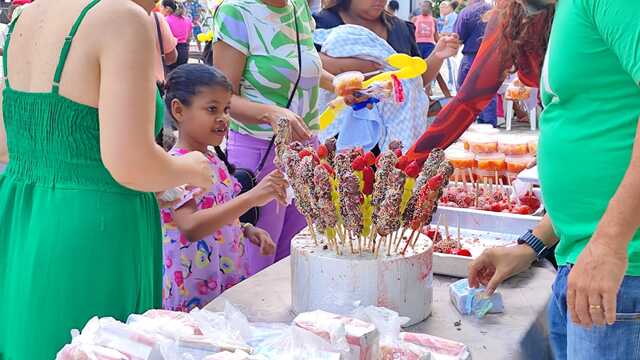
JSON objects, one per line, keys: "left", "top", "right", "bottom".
{"left": 522, "top": 0, "right": 554, "bottom": 15}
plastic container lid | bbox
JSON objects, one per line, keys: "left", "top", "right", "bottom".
{"left": 498, "top": 135, "right": 529, "bottom": 155}
{"left": 333, "top": 71, "right": 364, "bottom": 96}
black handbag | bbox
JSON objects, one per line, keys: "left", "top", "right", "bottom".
{"left": 219, "top": 3, "right": 303, "bottom": 225}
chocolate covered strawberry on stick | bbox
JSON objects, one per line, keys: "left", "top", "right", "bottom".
{"left": 313, "top": 163, "right": 341, "bottom": 254}
{"left": 370, "top": 150, "right": 398, "bottom": 250}
{"left": 273, "top": 117, "right": 290, "bottom": 170}
{"left": 402, "top": 161, "right": 454, "bottom": 255}
{"left": 335, "top": 152, "right": 363, "bottom": 254}
{"left": 375, "top": 168, "right": 406, "bottom": 256}
{"left": 282, "top": 149, "right": 319, "bottom": 244}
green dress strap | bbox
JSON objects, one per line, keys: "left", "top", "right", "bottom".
{"left": 51, "top": 0, "right": 102, "bottom": 94}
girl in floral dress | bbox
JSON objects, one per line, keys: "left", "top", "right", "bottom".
{"left": 160, "top": 64, "right": 289, "bottom": 311}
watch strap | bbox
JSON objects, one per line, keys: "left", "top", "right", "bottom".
{"left": 517, "top": 230, "right": 550, "bottom": 260}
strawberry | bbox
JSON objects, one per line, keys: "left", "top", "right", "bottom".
{"left": 426, "top": 174, "right": 444, "bottom": 189}
{"left": 351, "top": 156, "right": 367, "bottom": 171}
{"left": 354, "top": 147, "right": 365, "bottom": 156}
{"left": 321, "top": 162, "right": 335, "bottom": 176}
{"left": 317, "top": 144, "right": 329, "bottom": 159}
{"left": 511, "top": 204, "right": 532, "bottom": 215}
{"left": 298, "top": 149, "right": 313, "bottom": 159}
{"left": 394, "top": 148, "right": 403, "bottom": 157}
{"left": 453, "top": 249, "right": 472, "bottom": 257}
{"left": 362, "top": 167, "right": 375, "bottom": 195}
{"left": 364, "top": 152, "right": 376, "bottom": 166}
{"left": 519, "top": 191, "right": 541, "bottom": 210}
{"left": 312, "top": 153, "right": 321, "bottom": 164}
{"left": 396, "top": 156, "right": 410, "bottom": 171}
{"left": 404, "top": 161, "right": 421, "bottom": 178}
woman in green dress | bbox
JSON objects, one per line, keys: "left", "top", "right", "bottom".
{"left": 0, "top": 0, "right": 213, "bottom": 358}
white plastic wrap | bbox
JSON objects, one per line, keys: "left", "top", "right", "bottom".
{"left": 293, "top": 310, "right": 380, "bottom": 360}
{"left": 55, "top": 317, "right": 162, "bottom": 360}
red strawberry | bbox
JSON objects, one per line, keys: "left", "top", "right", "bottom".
{"left": 426, "top": 174, "right": 444, "bottom": 189}
{"left": 312, "top": 154, "right": 321, "bottom": 164}
{"left": 321, "top": 162, "right": 335, "bottom": 176}
{"left": 362, "top": 167, "right": 375, "bottom": 195}
{"left": 354, "top": 147, "right": 365, "bottom": 156}
{"left": 394, "top": 148, "right": 403, "bottom": 157}
{"left": 519, "top": 191, "right": 541, "bottom": 210}
{"left": 396, "top": 156, "right": 410, "bottom": 171}
{"left": 453, "top": 249, "right": 472, "bottom": 257}
{"left": 351, "top": 156, "right": 367, "bottom": 171}
{"left": 299, "top": 149, "right": 313, "bottom": 159}
{"left": 511, "top": 204, "right": 532, "bottom": 215}
{"left": 404, "top": 161, "right": 421, "bottom": 178}
{"left": 317, "top": 144, "right": 329, "bottom": 159}
{"left": 364, "top": 152, "right": 376, "bottom": 166}
{"left": 490, "top": 202, "right": 502, "bottom": 212}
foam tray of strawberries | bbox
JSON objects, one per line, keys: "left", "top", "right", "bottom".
{"left": 426, "top": 205, "right": 541, "bottom": 278}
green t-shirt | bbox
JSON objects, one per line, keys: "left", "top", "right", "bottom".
{"left": 539, "top": 0, "right": 640, "bottom": 274}
{"left": 213, "top": 0, "right": 322, "bottom": 139}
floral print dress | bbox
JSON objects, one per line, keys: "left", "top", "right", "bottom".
{"left": 161, "top": 148, "right": 249, "bottom": 312}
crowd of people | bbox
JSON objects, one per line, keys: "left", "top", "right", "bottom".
{"left": 0, "top": 0, "right": 639, "bottom": 359}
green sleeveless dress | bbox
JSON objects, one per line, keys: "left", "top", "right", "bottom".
{"left": 0, "top": 1, "right": 164, "bottom": 359}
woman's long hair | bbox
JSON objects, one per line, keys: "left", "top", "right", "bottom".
{"left": 493, "top": 0, "right": 555, "bottom": 73}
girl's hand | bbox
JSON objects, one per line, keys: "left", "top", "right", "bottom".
{"left": 567, "top": 237, "right": 627, "bottom": 327}
{"left": 178, "top": 151, "right": 214, "bottom": 189}
{"left": 248, "top": 170, "right": 289, "bottom": 207}
{"left": 263, "top": 106, "right": 312, "bottom": 142}
{"left": 468, "top": 244, "right": 537, "bottom": 295}
{"left": 243, "top": 225, "right": 276, "bottom": 256}
{"left": 433, "top": 33, "right": 461, "bottom": 60}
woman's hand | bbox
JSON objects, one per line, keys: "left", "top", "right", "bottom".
{"left": 433, "top": 33, "right": 461, "bottom": 60}
{"left": 178, "top": 151, "right": 214, "bottom": 189}
{"left": 263, "top": 106, "right": 312, "bottom": 142}
{"left": 244, "top": 225, "right": 276, "bottom": 256}
{"left": 248, "top": 170, "right": 289, "bottom": 207}
{"left": 567, "top": 237, "right": 627, "bottom": 327}
{"left": 468, "top": 244, "right": 537, "bottom": 295}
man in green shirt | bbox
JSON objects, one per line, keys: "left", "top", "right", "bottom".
{"left": 468, "top": 0, "right": 640, "bottom": 358}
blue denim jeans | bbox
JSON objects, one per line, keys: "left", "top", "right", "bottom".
{"left": 549, "top": 266, "right": 640, "bottom": 359}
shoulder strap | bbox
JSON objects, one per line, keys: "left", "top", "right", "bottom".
{"left": 52, "top": 0, "right": 102, "bottom": 94}
{"left": 3, "top": 13, "right": 22, "bottom": 87}
{"left": 153, "top": 12, "right": 166, "bottom": 67}
{"left": 255, "top": 2, "right": 302, "bottom": 174}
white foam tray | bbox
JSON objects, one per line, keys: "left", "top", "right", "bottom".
{"left": 429, "top": 207, "right": 541, "bottom": 278}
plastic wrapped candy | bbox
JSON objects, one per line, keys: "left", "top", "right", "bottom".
{"left": 449, "top": 278, "right": 504, "bottom": 318}
{"left": 55, "top": 317, "right": 161, "bottom": 360}
{"left": 400, "top": 332, "right": 471, "bottom": 360}
{"left": 293, "top": 310, "right": 380, "bottom": 360}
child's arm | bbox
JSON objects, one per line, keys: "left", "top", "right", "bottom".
{"left": 172, "top": 170, "right": 288, "bottom": 242}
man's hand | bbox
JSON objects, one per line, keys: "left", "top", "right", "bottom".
{"left": 468, "top": 244, "right": 537, "bottom": 295}
{"left": 567, "top": 235, "right": 627, "bottom": 327}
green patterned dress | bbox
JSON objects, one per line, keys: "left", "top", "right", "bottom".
{"left": 0, "top": 1, "right": 163, "bottom": 359}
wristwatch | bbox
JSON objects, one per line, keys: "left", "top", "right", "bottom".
{"left": 517, "top": 230, "right": 551, "bottom": 261}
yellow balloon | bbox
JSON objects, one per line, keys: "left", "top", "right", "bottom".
{"left": 197, "top": 31, "right": 214, "bottom": 43}
{"left": 319, "top": 54, "right": 427, "bottom": 130}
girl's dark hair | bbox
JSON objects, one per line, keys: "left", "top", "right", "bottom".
{"left": 164, "top": 63, "right": 236, "bottom": 174}
{"left": 388, "top": 0, "right": 399, "bottom": 12}
{"left": 450, "top": 1, "right": 459, "bottom": 11}
{"left": 162, "top": 0, "right": 177, "bottom": 13}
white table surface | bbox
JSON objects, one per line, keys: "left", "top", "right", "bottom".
{"left": 205, "top": 253, "right": 557, "bottom": 359}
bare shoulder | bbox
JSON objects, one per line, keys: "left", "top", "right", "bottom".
{"left": 89, "top": 0, "right": 154, "bottom": 47}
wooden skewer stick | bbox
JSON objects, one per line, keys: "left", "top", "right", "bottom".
{"left": 387, "top": 235, "right": 393, "bottom": 256}
{"left": 456, "top": 216, "right": 462, "bottom": 250}
{"left": 443, "top": 214, "right": 451, "bottom": 242}
{"left": 376, "top": 235, "right": 384, "bottom": 257}
{"left": 395, "top": 227, "right": 409, "bottom": 253}
{"left": 507, "top": 176, "right": 520, "bottom": 206}
{"left": 494, "top": 171, "right": 499, "bottom": 191}
{"left": 401, "top": 228, "right": 417, "bottom": 255}
{"left": 307, "top": 218, "right": 318, "bottom": 246}
{"left": 462, "top": 170, "right": 468, "bottom": 191}
{"left": 411, "top": 222, "right": 427, "bottom": 249}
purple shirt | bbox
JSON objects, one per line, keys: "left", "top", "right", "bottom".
{"left": 453, "top": 0, "right": 492, "bottom": 55}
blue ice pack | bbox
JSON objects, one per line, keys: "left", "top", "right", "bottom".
{"left": 449, "top": 279, "right": 504, "bottom": 318}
